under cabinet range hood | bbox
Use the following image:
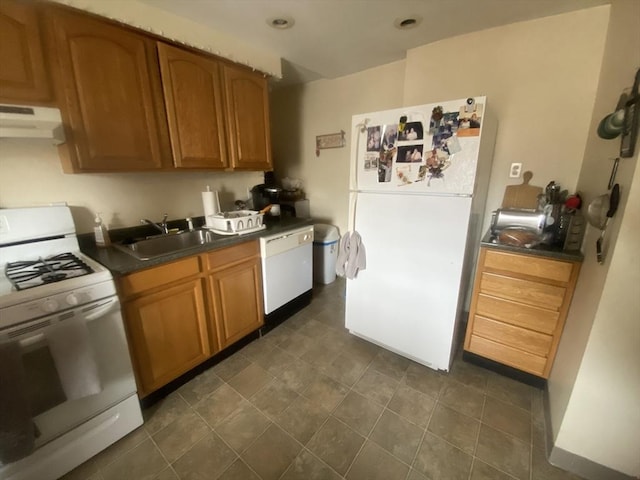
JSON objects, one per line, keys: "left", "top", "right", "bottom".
{"left": 0, "top": 103, "right": 66, "bottom": 145}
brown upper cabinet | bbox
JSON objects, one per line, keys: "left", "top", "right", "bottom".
{"left": 157, "top": 43, "right": 229, "bottom": 169}
{"left": 43, "top": 5, "right": 272, "bottom": 173}
{"left": 48, "top": 7, "right": 172, "bottom": 172}
{"left": 0, "top": 0, "right": 52, "bottom": 105}
{"left": 223, "top": 64, "right": 272, "bottom": 170}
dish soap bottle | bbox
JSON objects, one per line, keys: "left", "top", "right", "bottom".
{"left": 94, "top": 212, "right": 111, "bottom": 247}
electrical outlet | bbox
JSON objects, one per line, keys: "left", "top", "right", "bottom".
{"left": 509, "top": 162, "right": 522, "bottom": 178}
{"left": 0, "top": 215, "right": 9, "bottom": 235}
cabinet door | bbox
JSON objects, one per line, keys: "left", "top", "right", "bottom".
{"left": 0, "top": 0, "right": 52, "bottom": 105}
{"left": 157, "top": 43, "right": 228, "bottom": 169}
{"left": 222, "top": 64, "right": 272, "bottom": 171}
{"left": 208, "top": 257, "right": 264, "bottom": 350}
{"left": 124, "top": 278, "right": 210, "bottom": 397}
{"left": 49, "top": 9, "right": 171, "bottom": 172}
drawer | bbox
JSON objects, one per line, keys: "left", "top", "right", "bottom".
{"left": 119, "top": 256, "right": 201, "bottom": 297}
{"left": 479, "top": 272, "right": 566, "bottom": 310}
{"left": 468, "top": 334, "right": 546, "bottom": 377}
{"left": 484, "top": 250, "right": 573, "bottom": 283}
{"left": 476, "top": 294, "right": 559, "bottom": 334}
{"left": 205, "top": 240, "right": 259, "bottom": 271}
{"left": 472, "top": 315, "right": 553, "bottom": 357}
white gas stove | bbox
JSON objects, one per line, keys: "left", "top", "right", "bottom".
{"left": 0, "top": 206, "right": 142, "bottom": 480}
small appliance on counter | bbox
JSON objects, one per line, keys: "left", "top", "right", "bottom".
{"left": 489, "top": 208, "right": 548, "bottom": 248}
{"left": 250, "top": 184, "right": 282, "bottom": 215}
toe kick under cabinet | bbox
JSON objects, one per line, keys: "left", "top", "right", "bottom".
{"left": 464, "top": 247, "right": 581, "bottom": 378}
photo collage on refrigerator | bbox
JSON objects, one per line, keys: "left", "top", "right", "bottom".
{"left": 363, "top": 100, "right": 484, "bottom": 186}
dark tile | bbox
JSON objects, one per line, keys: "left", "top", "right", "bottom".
{"left": 413, "top": 432, "right": 473, "bottom": 480}
{"left": 263, "top": 324, "right": 297, "bottom": 347}
{"left": 403, "top": 362, "right": 445, "bottom": 398}
{"left": 448, "top": 357, "right": 489, "bottom": 392}
{"left": 439, "top": 379, "right": 485, "bottom": 418}
{"left": 152, "top": 411, "right": 210, "bottom": 463}
{"left": 177, "top": 367, "right": 223, "bottom": 406}
{"left": 281, "top": 450, "right": 342, "bottom": 480}
{"left": 387, "top": 384, "right": 436, "bottom": 427}
{"left": 275, "top": 396, "right": 331, "bottom": 444}
{"left": 297, "top": 318, "right": 332, "bottom": 339}
{"left": 212, "top": 354, "right": 252, "bottom": 381}
{"left": 301, "top": 341, "right": 343, "bottom": 368}
{"left": 476, "top": 424, "right": 530, "bottom": 480}
{"left": 227, "top": 362, "right": 273, "bottom": 398}
{"left": 239, "top": 337, "right": 275, "bottom": 362}
{"left": 303, "top": 373, "right": 349, "bottom": 411}
{"left": 353, "top": 367, "right": 399, "bottom": 406}
{"left": 370, "top": 348, "right": 410, "bottom": 381}
{"left": 321, "top": 327, "right": 352, "bottom": 350}
{"left": 369, "top": 409, "right": 423, "bottom": 464}
{"left": 254, "top": 347, "right": 298, "bottom": 376}
{"left": 143, "top": 393, "right": 190, "bottom": 435}
{"left": 531, "top": 447, "right": 584, "bottom": 480}
{"left": 241, "top": 424, "right": 301, "bottom": 480}
{"left": 194, "top": 383, "right": 246, "bottom": 427}
{"left": 427, "top": 403, "right": 480, "bottom": 454}
{"left": 471, "top": 459, "right": 516, "bottom": 480}
{"left": 153, "top": 467, "right": 179, "bottom": 480}
{"left": 172, "top": 432, "right": 237, "bottom": 480}
{"left": 250, "top": 378, "right": 299, "bottom": 419}
{"left": 276, "top": 361, "right": 319, "bottom": 393}
{"left": 406, "top": 469, "right": 429, "bottom": 480}
{"left": 277, "top": 331, "right": 316, "bottom": 358}
{"left": 101, "top": 438, "right": 167, "bottom": 480}
{"left": 485, "top": 373, "right": 533, "bottom": 411}
{"left": 320, "top": 352, "right": 369, "bottom": 387}
{"left": 314, "top": 305, "right": 346, "bottom": 329}
{"left": 215, "top": 402, "right": 272, "bottom": 453}
{"left": 346, "top": 441, "right": 410, "bottom": 480}
{"left": 307, "top": 417, "right": 365, "bottom": 475}
{"left": 217, "top": 459, "right": 261, "bottom": 480}
{"left": 483, "top": 396, "right": 531, "bottom": 442}
{"left": 333, "top": 391, "right": 384, "bottom": 436}
{"left": 343, "top": 335, "right": 381, "bottom": 364}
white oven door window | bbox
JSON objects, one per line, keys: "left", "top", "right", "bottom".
{"left": 0, "top": 296, "right": 137, "bottom": 457}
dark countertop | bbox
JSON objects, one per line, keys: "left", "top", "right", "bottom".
{"left": 80, "top": 216, "right": 315, "bottom": 276}
{"left": 481, "top": 230, "right": 584, "bottom": 262}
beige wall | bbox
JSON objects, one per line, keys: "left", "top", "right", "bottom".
{"left": 270, "top": 60, "right": 406, "bottom": 235}
{"left": 547, "top": 0, "right": 640, "bottom": 475}
{"left": 0, "top": 139, "right": 261, "bottom": 233}
{"left": 403, "top": 6, "right": 609, "bottom": 234}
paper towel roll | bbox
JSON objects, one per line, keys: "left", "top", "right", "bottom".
{"left": 202, "top": 189, "right": 220, "bottom": 222}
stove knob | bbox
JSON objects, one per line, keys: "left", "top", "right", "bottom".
{"left": 66, "top": 293, "right": 80, "bottom": 306}
{"left": 41, "top": 299, "right": 59, "bottom": 313}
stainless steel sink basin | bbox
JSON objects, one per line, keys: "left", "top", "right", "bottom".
{"left": 113, "top": 229, "right": 216, "bottom": 260}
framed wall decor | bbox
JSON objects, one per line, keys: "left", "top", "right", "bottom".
{"left": 316, "top": 131, "right": 345, "bottom": 156}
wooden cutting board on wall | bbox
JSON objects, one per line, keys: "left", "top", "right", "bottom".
{"left": 502, "top": 171, "right": 543, "bottom": 210}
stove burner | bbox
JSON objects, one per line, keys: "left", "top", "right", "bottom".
{"left": 5, "top": 253, "right": 94, "bottom": 291}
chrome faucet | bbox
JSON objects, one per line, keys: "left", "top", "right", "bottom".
{"left": 141, "top": 213, "right": 169, "bottom": 234}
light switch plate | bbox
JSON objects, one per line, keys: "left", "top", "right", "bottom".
{"left": 509, "top": 162, "right": 522, "bottom": 178}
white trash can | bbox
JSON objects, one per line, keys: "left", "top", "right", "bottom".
{"left": 313, "top": 224, "right": 340, "bottom": 284}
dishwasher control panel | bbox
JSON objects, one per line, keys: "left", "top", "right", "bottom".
{"left": 260, "top": 226, "right": 314, "bottom": 258}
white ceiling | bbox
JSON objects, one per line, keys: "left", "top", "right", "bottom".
{"left": 140, "top": 0, "right": 610, "bottom": 86}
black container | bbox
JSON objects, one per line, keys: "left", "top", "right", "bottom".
{"left": 251, "top": 184, "right": 281, "bottom": 211}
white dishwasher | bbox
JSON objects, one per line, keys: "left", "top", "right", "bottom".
{"left": 259, "top": 225, "right": 314, "bottom": 328}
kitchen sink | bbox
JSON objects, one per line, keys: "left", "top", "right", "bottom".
{"left": 113, "top": 229, "right": 217, "bottom": 260}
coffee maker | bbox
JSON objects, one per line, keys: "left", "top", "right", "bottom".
{"left": 250, "top": 184, "right": 282, "bottom": 212}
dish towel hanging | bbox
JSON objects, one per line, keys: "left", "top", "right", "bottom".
{"left": 336, "top": 231, "right": 367, "bottom": 279}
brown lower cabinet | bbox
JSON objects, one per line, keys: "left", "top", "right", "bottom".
{"left": 118, "top": 241, "right": 263, "bottom": 398}
{"left": 464, "top": 247, "right": 581, "bottom": 378}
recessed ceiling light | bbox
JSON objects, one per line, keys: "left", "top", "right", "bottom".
{"left": 267, "top": 16, "right": 295, "bottom": 29}
{"left": 394, "top": 16, "right": 422, "bottom": 30}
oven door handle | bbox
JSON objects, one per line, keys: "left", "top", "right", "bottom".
{"left": 84, "top": 297, "right": 120, "bottom": 321}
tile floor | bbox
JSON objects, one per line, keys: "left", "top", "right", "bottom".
{"left": 63, "top": 278, "right": 584, "bottom": 480}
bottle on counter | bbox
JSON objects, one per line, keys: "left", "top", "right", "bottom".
{"left": 93, "top": 212, "right": 111, "bottom": 247}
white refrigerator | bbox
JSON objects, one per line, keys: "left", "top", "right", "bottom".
{"left": 345, "top": 97, "right": 497, "bottom": 372}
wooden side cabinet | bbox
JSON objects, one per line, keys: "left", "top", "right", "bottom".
{"left": 0, "top": 0, "right": 52, "bottom": 105}
{"left": 205, "top": 241, "right": 264, "bottom": 350}
{"left": 119, "top": 257, "right": 211, "bottom": 398}
{"left": 464, "top": 247, "right": 581, "bottom": 378}
{"left": 48, "top": 7, "right": 171, "bottom": 172}
{"left": 222, "top": 64, "right": 272, "bottom": 171}
{"left": 157, "top": 42, "right": 228, "bottom": 169}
